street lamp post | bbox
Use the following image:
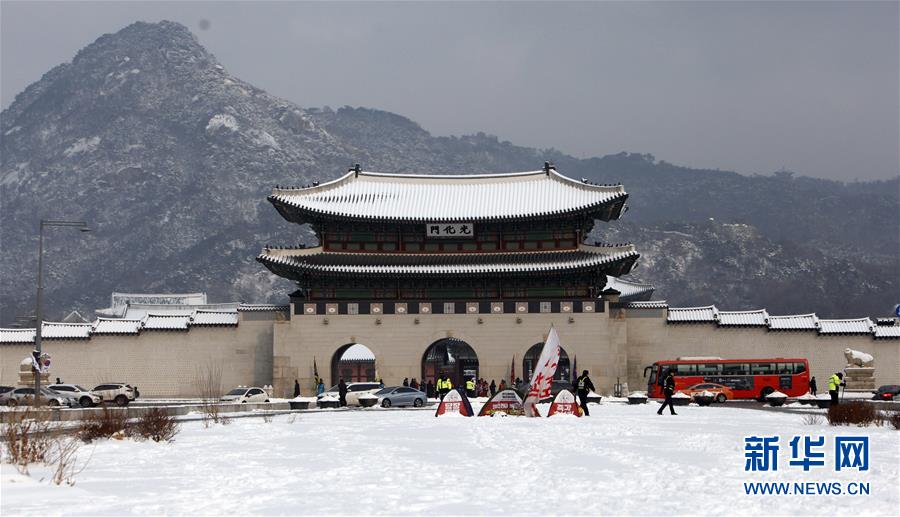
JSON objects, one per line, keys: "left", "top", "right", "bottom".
{"left": 33, "top": 219, "right": 90, "bottom": 406}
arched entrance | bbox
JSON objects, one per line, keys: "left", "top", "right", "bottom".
{"left": 421, "top": 338, "right": 479, "bottom": 389}
{"left": 331, "top": 343, "right": 376, "bottom": 386}
{"left": 523, "top": 343, "right": 571, "bottom": 382}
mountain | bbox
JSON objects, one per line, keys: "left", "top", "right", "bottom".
{"left": 1, "top": 21, "right": 897, "bottom": 324}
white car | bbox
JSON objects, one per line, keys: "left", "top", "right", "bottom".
{"left": 92, "top": 383, "right": 138, "bottom": 406}
{"left": 48, "top": 384, "right": 103, "bottom": 407}
{"left": 220, "top": 387, "right": 270, "bottom": 404}
{"left": 3, "top": 387, "right": 78, "bottom": 407}
{"left": 317, "top": 382, "right": 382, "bottom": 406}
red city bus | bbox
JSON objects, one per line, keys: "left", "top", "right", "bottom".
{"left": 644, "top": 357, "right": 810, "bottom": 400}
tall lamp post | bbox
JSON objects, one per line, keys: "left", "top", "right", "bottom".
{"left": 33, "top": 219, "right": 90, "bottom": 406}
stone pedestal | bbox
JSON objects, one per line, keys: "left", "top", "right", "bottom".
{"left": 844, "top": 367, "right": 876, "bottom": 392}
{"left": 17, "top": 359, "right": 48, "bottom": 386}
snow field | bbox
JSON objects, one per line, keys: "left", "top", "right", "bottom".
{"left": 1, "top": 403, "right": 897, "bottom": 516}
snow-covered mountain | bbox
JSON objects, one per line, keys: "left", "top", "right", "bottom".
{"left": 1, "top": 21, "right": 896, "bottom": 323}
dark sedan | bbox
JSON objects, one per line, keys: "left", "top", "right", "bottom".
{"left": 872, "top": 385, "right": 900, "bottom": 401}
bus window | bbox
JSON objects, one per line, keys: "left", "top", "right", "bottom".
{"left": 697, "top": 363, "right": 722, "bottom": 375}
{"left": 794, "top": 362, "right": 807, "bottom": 374}
{"left": 648, "top": 368, "right": 658, "bottom": 386}
{"left": 776, "top": 363, "right": 793, "bottom": 374}
{"left": 722, "top": 363, "right": 749, "bottom": 376}
{"left": 751, "top": 362, "right": 776, "bottom": 375}
{"left": 675, "top": 364, "right": 696, "bottom": 375}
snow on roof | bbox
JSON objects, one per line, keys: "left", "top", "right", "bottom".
{"left": 874, "top": 325, "right": 900, "bottom": 339}
{"left": 92, "top": 318, "right": 143, "bottom": 335}
{"left": 818, "top": 318, "right": 874, "bottom": 335}
{"left": 717, "top": 309, "right": 769, "bottom": 327}
{"left": 667, "top": 306, "right": 718, "bottom": 323}
{"left": 0, "top": 328, "right": 35, "bottom": 344}
{"left": 269, "top": 167, "right": 628, "bottom": 223}
{"left": 143, "top": 314, "right": 192, "bottom": 331}
{"left": 97, "top": 292, "right": 208, "bottom": 317}
{"left": 258, "top": 244, "right": 639, "bottom": 277}
{"left": 191, "top": 310, "right": 238, "bottom": 326}
{"left": 766, "top": 313, "right": 820, "bottom": 331}
{"left": 122, "top": 303, "right": 239, "bottom": 320}
{"left": 41, "top": 322, "right": 92, "bottom": 340}
{"left": 339, "top": 343, "right": 375, "bottom": 362}
{"left": 604, "top": 276, "right": 655, "bottom": 302}
{"left": 615, "top": 300, "right": 668, "bottom": 309}
{"left": 238, "top": 304, "right": 290, "bottom": 312}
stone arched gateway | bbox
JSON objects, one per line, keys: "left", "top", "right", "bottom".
{"left": 421, "top": 338, "right": 479, "bottom": 389}
{"left": 331, "top": 343, "right": 376, "bottom": 386}
{"left": 523, "top": 342, "right": 571, "bottom": 382}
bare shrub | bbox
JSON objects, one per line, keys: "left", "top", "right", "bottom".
{"left": 132, "top": 408, "right": 180, "bottom": 443}
{"left": 194, "top": 360, "right": 224, "bottom": 426}
{"left": 47, "top": 436, "right": 91, "bottom": 486}
{"left": 262, "top": 413, "right": 273, "bottom": 423}
{"left": 801, "top": 413, "right": 823, "bottom": 426}
{"left": 2, "top": 409, "right": 53, "bottom": 474}
{"left": 79, "top": 407, "right": 129, "bottom": 442}
{"left": 219, "top": 415, "right": 231, "bottom": 426}
{"left": 287, "top": 415, "right": 297, "bottom": 425}
{"left": 826, "top": 401, "right": 877, "bottom": 426}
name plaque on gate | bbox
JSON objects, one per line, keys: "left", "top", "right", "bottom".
{"left": 425, "top": 223, "right": 475, "bottom": 239}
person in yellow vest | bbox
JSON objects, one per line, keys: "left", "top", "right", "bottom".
{"left": 465, "top": 377, "right": 476, "bottom": 398}
{"left": 828, "top": 372, "right": 845, "bottom": 406}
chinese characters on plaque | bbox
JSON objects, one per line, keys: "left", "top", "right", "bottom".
{"left": 426, "top": 223, "right": 475, "bottom": 239}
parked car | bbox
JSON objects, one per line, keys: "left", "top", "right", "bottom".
{"left": 48, "top": 384, "right": 103, "bottom": 407}
{"left": 317, "top": 382, "right": 382, "bottom": 406}
{"left": 681, "top": 383, "right": 734, "bottom": 403}
{"left": 373, "top": 386, "right": 426, "bottom": 408}
{"left": 2, "top": 387, "right": 78, "bottom": 407}
{"left": 92, "top": 383, "right": 138, "bottom": 406}
{"left": 0, "top": 386, "right": 14, "bottom": 395}
{"left": 872, "top": 385, "right": 900, "bottom": 401}
{"left": 220, "top": 387, "right": 270, "bottom": 404}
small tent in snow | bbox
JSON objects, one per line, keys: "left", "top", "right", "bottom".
{"left": 478, "top": 389, "right": 528, "bottom": 416}
{"left": 547, "top": 389, "right": 582, "bottom": 417}
{"left": 435, "top": 389, "right": 474, "bottom": 417}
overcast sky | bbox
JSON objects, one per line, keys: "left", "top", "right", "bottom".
{"left": 2, "top": 1, "right": 898, "bottom": 181}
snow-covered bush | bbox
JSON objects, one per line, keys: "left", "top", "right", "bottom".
{"left": 2, "top": 409, "right": 53, "bottom": 474}
{"left": 79, "top": 407, "right": 129, "bottom": 442}
{"left": 826, "top": 401, "right": 877, "bottom": 427}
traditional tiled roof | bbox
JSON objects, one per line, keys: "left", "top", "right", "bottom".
{"left": 612, "top": 300, "right": 668, "bottom": 309}
{"left": 41, "top": 322, "right": 92, "bottom": 340}
{"left": 92, "top": 318, "right": 143, "bottom": 335}
{"left": 268, "top": 167, "right": 628, "bottom": 223}
{"left": 0, "top": 328, "right": 35, "bottom": 343}
{"left": 667, "top": 306, "right": 718, "bottom": 323}
{"left": 717, "top": 309, "right": 769, "bottom": 327}
{"left": 818, "top": 318, "right": 874, "bottom": 335}
{"left": 191, "top": 310, "right": 239, "bottom": 326}
{"left": 238, "top": 304, "right": 290, "bottom": 312}
{"left": 143, "top": 314, "right": 192, "bottom": 331}
{"left": 766, "top": 313, "right": 820, "bottom": 331}
{"left": 339, "top": 343, "right": 375, "bottom": 362}
{"left": 874, "top": 326, "right": 900, "bottom": 339}
{"left": 122, "top": 303, "right": 239, "bottom": 320}
{"left": 605, "top": 276, "right": 654, "bottom": 302}
{"left": 258, "top": 244, "right": 638, "bottom": 278}
{"left": 96, "top": 292, "right": 208, "bottom": 317}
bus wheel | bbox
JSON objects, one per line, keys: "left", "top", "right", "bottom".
{"left": 759, "top": 387, "right": 774, "bottom": 401}
{"left": 716, "top": 393, "right": 727, "bottom": 403}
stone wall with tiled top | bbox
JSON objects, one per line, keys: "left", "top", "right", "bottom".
{"left": 0, "top": 313, "right": 278, "bottom": 397}
{"left": 624, "top": 310, "right": 900, "bottom": 393}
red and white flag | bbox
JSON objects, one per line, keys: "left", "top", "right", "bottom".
{"left": 523, "top": 326, "right": 561, "bottom": 417}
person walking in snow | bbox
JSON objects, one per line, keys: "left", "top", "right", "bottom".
{"left": 490, "top": 380, "right": 497, "bottom": 396}
{"left": 575, "top": 370, "right": 595, "bottom": 416}
{"left": 403, "top": 377, "right": 409, "bottom": 387}
{"left": 338, "top": 377, "right": 348, "bottom": 407}
{"left": 410, "top": 378, "right": 419, "bottom": 390}
{"left": 657, "top": 369, "right": 677, "bottom": 416}
{"left": 809, "top": 376, "right": 817, "bottom": 396}
{"left": 465, "top": 377, "right": 476, "bottom": 398}
{"left": 293, "top": 379, "right": 301, "bottom": 398}
{"left": 317, "top": 379, "right": 325, "bottom": 395}
{"left": 499, "top": 379, "right": 507, "bottom": 392}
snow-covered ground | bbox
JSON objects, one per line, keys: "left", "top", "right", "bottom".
{"left": 2, "top": 403, "right": 897, "bottom": 515}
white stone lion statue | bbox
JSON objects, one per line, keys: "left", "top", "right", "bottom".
{"left": 844, "top": 348, "right": 874, "bottom": 368}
